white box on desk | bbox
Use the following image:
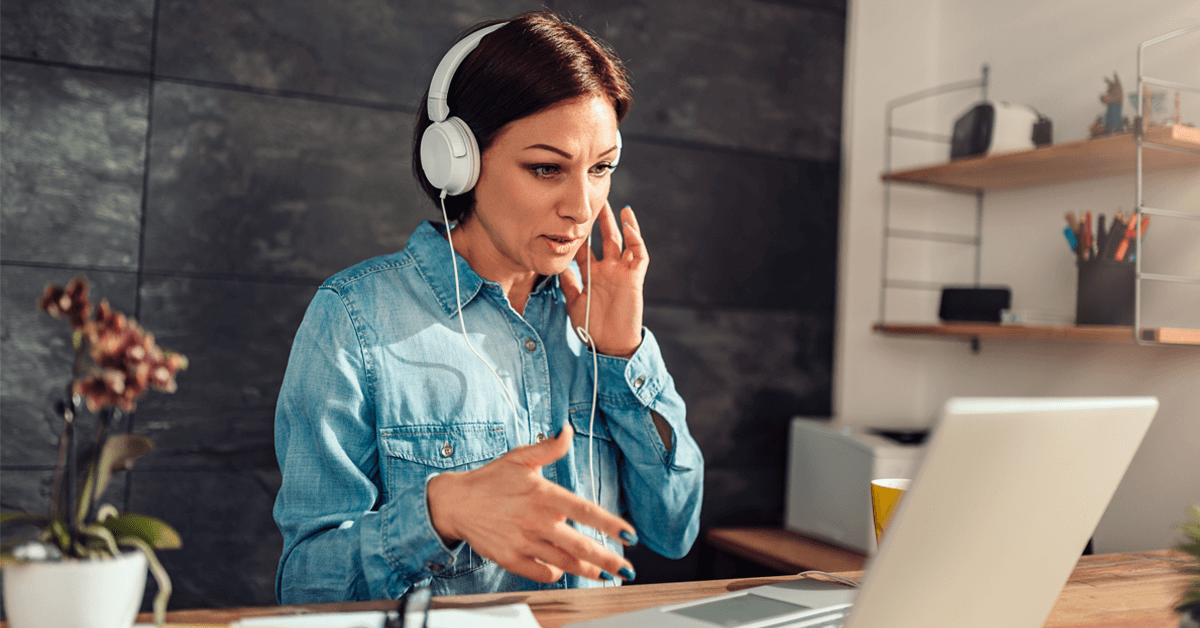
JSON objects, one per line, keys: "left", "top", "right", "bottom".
{"left": 785, "top": 417, "right": 927, "bottom": 555}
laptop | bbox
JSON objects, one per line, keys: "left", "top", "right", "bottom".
{"left": 567, "top": 397, "right": 1159, "bottom": 628}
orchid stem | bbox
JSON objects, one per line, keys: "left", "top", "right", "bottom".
{"left": 65, "top": 387, "right": 79, "bottom": 557}
{"left": 48, "top": 392, "right": 72, "bottom": 527}
{"left": 61, "top": 324, "right": 88, "bottom": 556}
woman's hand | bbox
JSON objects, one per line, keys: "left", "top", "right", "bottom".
{"left": 426, "top": 423, "right": 637, "bottom": 583}
{"left": 560, "top": 203, "right": 647, "bottom": 359}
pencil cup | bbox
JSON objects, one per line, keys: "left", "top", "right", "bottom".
{"left": 1075, "top": 259, "right": 1134, "bottom": 326}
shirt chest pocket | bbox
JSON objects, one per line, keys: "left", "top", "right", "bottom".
{"left": 379, "top": 422, "right": 509, "bottom": 475}
{"left": 379, "top": 422, "right": 509, "bottom": 579}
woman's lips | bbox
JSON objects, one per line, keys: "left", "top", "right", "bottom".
{"left": 541, "top": 235, "right": 580, "bottom": 255}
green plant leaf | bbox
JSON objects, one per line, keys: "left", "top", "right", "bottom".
{"left": 101, "top": 513, "right": 181, "bottom": 550}
{"left": 81, "top": 523, "right": 121, "bottom": 556}
{"left": 96, "top": 503, "right": 119, "bottom": 522}
{"left": 76, "top": 435, "right": 153, "bottom": 524}
{"left": 49, "top": 518, "right": 70, "bottom": 553}
{"left": 117, "top": 536, "right": 171, "bottom": 627}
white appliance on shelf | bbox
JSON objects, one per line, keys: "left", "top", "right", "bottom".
{"left": 785, "top": 417, "right": 927, "bottom": 554}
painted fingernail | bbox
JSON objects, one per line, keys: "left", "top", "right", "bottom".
{"left": 598, "top": 570, "right": 614, "bottom": 581}
{"left": 620, "top": 530, "right": 638, "bottom": 546}
{"left": 619, "top": 566, "right": 636, "bottom": 582}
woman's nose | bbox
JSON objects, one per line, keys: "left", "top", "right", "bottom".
{"left": 558, "top": 174, "right": 592, "bottom": 224}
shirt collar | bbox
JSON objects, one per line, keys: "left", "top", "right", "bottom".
{"left": 409, "top": 220, "right": 485, "bottom": 319}
{"left": 408, "top": 220, "right": 563, "bottom": 319}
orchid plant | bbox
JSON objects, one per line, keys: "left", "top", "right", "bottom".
{"left": 1, "top": 277, "right": 188, "bottom": 626}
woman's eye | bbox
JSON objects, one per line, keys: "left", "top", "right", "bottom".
{"left": 530, "top": 164, "right": 561, "bottom": 178}
{"left": 590, "top": 163, "right": 616, "bottom": 177}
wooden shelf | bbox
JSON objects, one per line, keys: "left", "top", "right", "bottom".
{"left": 882, "top": 125, "right": 1200, "bottom": 191}
{"left": 873, "top": 322, "right": 1200, "bottom": 346}
{"left": 705, "top": 527, "right": 867, "bottom": 574}
{"left": 1140, "top": 327, "right": 1200, "bottom": 345}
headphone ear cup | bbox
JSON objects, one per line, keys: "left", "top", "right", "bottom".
{"left": 420, "top": 117, "right": 481, "bottom": 197}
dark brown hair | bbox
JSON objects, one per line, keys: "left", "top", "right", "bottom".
{"left": 412, "top": 11, "right": 633, "bottom": 221}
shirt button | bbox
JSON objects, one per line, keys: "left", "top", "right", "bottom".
{"left": 440, "top": 441, "right": 454, "bottom": 458}
{"left": 634, "top": 376, "right": 646, "bottom": 388}
{"left": 428, "top": 562, "right": 444, "bottom": 573}
{"left": 525, "top": 338, "right": 537, "bottom": 352}
{"left": 536, "top": 432, "right": 546, "bottom": 443}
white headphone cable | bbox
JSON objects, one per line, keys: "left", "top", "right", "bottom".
{"left": 440, "top": 191, "right": 524, "bottom": 445}
{"left": 573, "top": 236, "right": 606, "bottom": 578}
{"left": 441, "top": 192, "right": 606, "bottom": 579}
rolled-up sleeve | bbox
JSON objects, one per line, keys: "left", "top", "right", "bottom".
{"left": 273, "top": 287, "right": 463, "bottom": 603}
{"left": 594, "top": 328, "right": 703, "bottom": 559}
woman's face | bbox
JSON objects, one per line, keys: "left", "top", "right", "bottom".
{"left": 465, "top": 95, "right": 620, "bottom": 280}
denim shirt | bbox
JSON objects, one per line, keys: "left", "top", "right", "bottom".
{"left": 273, "top": 221, "right": 703, "bottom": 604}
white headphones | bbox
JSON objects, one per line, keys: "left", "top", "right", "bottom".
{"left": 419, "top": 22, "right": 504, "bottom": 197}
{"left": 419, "top": 21, "right": 622, "bottom": 197}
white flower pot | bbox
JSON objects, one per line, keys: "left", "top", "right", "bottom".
{"left": 3, "top": 550, "right": 148, "bottom": 628}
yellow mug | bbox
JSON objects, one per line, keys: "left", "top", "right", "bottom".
{"left": 870, "top": 478, "right": 912, "bottom": 543}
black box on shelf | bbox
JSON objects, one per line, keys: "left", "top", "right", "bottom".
{"left": 1076, "top": 259, "right": 1134, "bottom": 326}
{"left": 938, "top": 286, "right": 1011, "bottom": 322}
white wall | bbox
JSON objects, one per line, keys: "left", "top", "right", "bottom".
{"left": 838, "top": 0, "right": 1200, "bottom": 551}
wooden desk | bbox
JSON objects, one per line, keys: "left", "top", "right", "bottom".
{"left": 705, "top": 527, "right": 867, "bottom": 573}
{"left": 134, "top": 550, "right": 1191, "bottom": 628}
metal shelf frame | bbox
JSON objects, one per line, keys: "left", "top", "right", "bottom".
{"left": 1134, "top": 25, "right": 1200, "bottom": 345}
{"left": 879, "top": 66, "right": 989, "bottom": 326}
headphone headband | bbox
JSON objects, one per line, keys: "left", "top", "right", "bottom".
{"left": 427, "top": 22, "right": 506, "bottom": 122}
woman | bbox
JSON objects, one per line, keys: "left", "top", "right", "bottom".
{"left": 273, "top": 11, "right": 703, "bottom": 604}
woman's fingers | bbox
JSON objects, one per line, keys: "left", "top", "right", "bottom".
{"left": 551, "top": 483, "right": 637, "bottom": 549}
{"left": 505, "top": 422, "right": 574, "bottom": 469}
{"left": 559, "top": 260, "right": 583, "bottom": 303}
{"left": 509, "top": 530, "right": 629, "bottom": 584}
{"left": 520, "top": 534, "right": 590, "bottom": 581}
{"left": 506, "top": 521, "right": 633, "bottom": 584}
{"left": 572, "top": 234, "right": 593, "bottom": 285}
{"left": 499, "top": 439, "right": 639, "bottom": 581}
{"left": 466, "top": 481, "right": 636, "bottom": 583}
{"left": 598, "top": 201, "right": 624, "bottom": 262}
{"left": 430, "top": 425, "right": 639, "bottom": 583}
{"left": 620, "top": 205, "right": 647, "bottom": 264}
{"left": 502, "top": 554, "right": 564, "bottom": 584}
{"left": 542, "top": 521, "right": 635, "bottom": 581}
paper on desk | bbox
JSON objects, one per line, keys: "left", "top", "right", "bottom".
{"left": 232, "top": 611, "right": 386, "bottom": 628}
{"left": 426, "top": 603, "right": 542, "bottom": 628}
{"left": 181, "top": 602, "right": 543, "bottom": 628}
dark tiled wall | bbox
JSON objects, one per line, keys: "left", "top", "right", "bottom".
{"left": 1, "top": 0, "right": 845, "bottom": 609}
